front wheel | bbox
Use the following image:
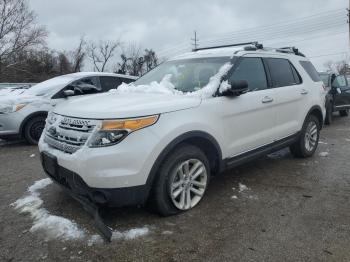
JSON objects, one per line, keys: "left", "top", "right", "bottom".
{"left": 148, "top": 144, "right": 210, "bottom": 216}
{"left": 339, "top": 109, "right": 349, "bottom": 117}
{"left": 23, "top": 116, "right": 46, "bottom": 145}
{"left": 290, "top": 115, "right": 320, "bottom": 158}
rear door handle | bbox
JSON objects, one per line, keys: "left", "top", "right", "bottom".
{"left": 301, "top": 89, "right": 308, "bottom": 95}
{"left": 262, "top": 96, "right": 274, "bottom": 103}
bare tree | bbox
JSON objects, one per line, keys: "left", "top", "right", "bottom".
{"left": 0, "top": 0, "right": 47, "bottom": 76}
{"left": 69, "top": 36, "right": 86, "bottom": 72}
{"left": 88, "top": 40, "right": 120, "bottom": 72}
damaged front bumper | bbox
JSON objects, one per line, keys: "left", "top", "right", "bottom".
{"left": 40, "top": 151, "right": 150, "bottom": 242}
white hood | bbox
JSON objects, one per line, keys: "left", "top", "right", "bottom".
{"left": 53, "top": 92, "right": 202, "bottom": 119}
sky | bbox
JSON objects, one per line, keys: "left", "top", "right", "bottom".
{"left": 30, "top": 0, "right": 348, "bottom": 71}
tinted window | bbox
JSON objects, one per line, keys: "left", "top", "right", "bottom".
{"left": 267, "top": 58, "right": 298, "bottom": 87}
{"left": 300, "top": 61, "right": 321, "bottom": 82}
{"left": 333, "top": 75, "right": 347, "bottom": 90}
{"left": 229, "top": 57, "right": 268, "bottom": 91}
{"left": 99, "top": 76, "right": 122, "bottom": 91}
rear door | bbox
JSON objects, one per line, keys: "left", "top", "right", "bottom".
{"left": 333, "top": 75, "right": 350, "bottom": 110}
{"left": 266, "top": 57, "right": 306, "bottom": 139}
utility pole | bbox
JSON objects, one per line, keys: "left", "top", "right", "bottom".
{"left": 191, "top": 30, "right": 199, "bottom": 50}
{"left": 348, "top": 1, "right": 350, "bottom": 50}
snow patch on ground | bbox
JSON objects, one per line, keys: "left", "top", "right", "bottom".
{"left": 319, "top": 152, "right": 329, "bottom": 157}
{"left": 29, "top": 154, "right": 36, "bottom": 158}
{"left": 111, "top": 227, "right": 150, "bottom": 241}
{"left": 12, "top": 179, "right": 151, "bottom": 244}
{"left": 318, "top": 141, "right": 328, "bottom": 145}
{"left": 231, "top": 195, "right": 238, "bottom": 199}
{"left": 345, "top": 138, "right": 350, "bottom": 142}
{"left": 12, "top": 178, "right": 86, "bottom": 241}
{"left": 238, "top": 183, "right": 249, "bottom": 193}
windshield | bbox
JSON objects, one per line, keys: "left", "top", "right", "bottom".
{"left": 24, "top": 75, "right": 75, "bottom": 97}
{"left": 134, "top": 57, "right": 231, "bottom": 92}
{"left": 319, "top": 73, "right": 330, "bottom": 87}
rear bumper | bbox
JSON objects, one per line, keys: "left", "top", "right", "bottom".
{"left": 40, "top": 152, "right": 149, "bottom": 207}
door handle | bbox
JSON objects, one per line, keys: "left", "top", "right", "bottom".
{"left": 301, "top": 89, "right": 308, "bottom": 95}
{"left": 262, "top": 96, "right": 274, "bottom": 103}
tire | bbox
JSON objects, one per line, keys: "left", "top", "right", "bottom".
{"left": 324, "top": 103, "right": 333, "bottom": 125}
{"left": 339, "top": 109, "right": 349, "bottom": 117}
{"left": 290, "top": 115, "right": 320, "bottom": 158}
{"left": 147, "top": 144, "right": 210, "bottom": 216}
{"left": 23, "top": 116, "right": 46, "bottom": 145}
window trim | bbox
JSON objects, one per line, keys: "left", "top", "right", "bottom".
{"left": 265, "top": 57, "right": 303, "bottom": 88}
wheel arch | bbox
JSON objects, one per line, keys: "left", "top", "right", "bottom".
{"left": 145, "top": 131, "right": 223, "bottom": 196}
{"left": 19, "top": 111, "right": 48, "bottom": 137}
{"left": 306, "top": 105, "right": 324, "bottom": 130}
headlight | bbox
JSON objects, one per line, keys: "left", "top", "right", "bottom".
{"left": 0, "top": 103, "right": 27, "bottom": 114}
{"left": 88, "top": 115, "right": 159, "bottom": 147}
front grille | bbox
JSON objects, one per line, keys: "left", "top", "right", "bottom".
{"left": 44, "top": 114, "right": 100, "bottom": 153}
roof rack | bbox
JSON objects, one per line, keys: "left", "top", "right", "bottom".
{"left": 192, "top": 41, "right": 263, "bottom": 52}
{"left": 275, "top": 47, "right": 305, "bottom": 57}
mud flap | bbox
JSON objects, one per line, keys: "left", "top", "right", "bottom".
{"left": 69, "top": 193, "right": 112, "bottom": 242}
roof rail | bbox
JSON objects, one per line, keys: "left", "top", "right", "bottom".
{"left": 276, "top": 47, "right": 305, "bottom": 57}
{"left": 193, "top": 41, "right": 263, "bottom": 52}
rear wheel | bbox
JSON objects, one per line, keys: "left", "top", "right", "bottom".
{"left": 290, "top": 115, "right": 320, "bottom": 158}
{"left": 148, "top": 144, "right": 210, "bottom": 216}
{"left": 23, "top": 116, "right": 46, "bottom": 145}
{"left": 339, "top": 109, "right": 349, "bottom": 117}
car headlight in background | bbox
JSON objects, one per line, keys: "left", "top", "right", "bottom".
{"left": 88, "top": 115, "right": 159, "bottom": 147}
{"left": 0, "top": 103, "right": 27, "bottom": 114}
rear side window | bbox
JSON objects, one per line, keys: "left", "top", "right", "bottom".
{"left": 99, "top": 76, "right": 122, "bottom": 91}
{"left": 333, "top": 75, "right": 347, "bottom": 90}
{"left": 229, "top": 57, "right": 268, "bottom": 92}
{"left": 266, "top": 58, "right": 299, "bottom": 87}
{"left": 300, "top": 61, "right": 321, "bottom": 82}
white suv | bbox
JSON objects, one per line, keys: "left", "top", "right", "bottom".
{"left": 39, "top": 43, "right": 325, "bottom": 217}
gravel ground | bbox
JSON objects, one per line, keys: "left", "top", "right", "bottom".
{"left": 1, "top": 116, "right": 350, "bottom": 262}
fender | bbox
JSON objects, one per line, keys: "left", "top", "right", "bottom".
{"left": 19, "top": 111, "right": 48, "bottom": 137}
{"left": 145, "top": 130, "right": 223, "bottom": 194}
{"left": 305, "top": 105, "right": 324, "bottom": 129}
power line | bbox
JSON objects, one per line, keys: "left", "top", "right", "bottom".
{"left": 309, "top": 51, "right": 349, "bottom": 58}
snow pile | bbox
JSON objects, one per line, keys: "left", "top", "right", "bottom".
{"left": 319, "top": 152, "right": 329, "bottom": 157}
{"left": 111, "top": 63, "right": 233, "bottom": 99}
{"left": 29, "top": 154, "right": 35, "bottom": 158}
{"left": 12, "top": 178, "right": 86, "bottom": 241}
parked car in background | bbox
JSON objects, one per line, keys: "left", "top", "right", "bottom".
{"left": 0, "top": 72, "right": 137, "bottom": 144}
{"left": 39, "top": 42, "right": 325, "bottom": 240}
{"left": 319, "top": 72, "right": 350, "bottom": 124}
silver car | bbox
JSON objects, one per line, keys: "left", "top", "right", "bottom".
{"left": 0, "top": 72, "right": 137, "bottom": 144}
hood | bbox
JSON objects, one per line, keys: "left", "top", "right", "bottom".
{"left": 53, "top": 92, "right": 202, "bottom": 119}
{"left": 0, "top": 92, "right": 45, "bottom": 105}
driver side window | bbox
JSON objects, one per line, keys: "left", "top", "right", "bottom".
{"left": 228, "top": 57, "right": 268, "bottom": 92}
{"left": 52, "top": 76, "right": 100, "bottom": 99}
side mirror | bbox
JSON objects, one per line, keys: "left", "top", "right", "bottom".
{"left": 63, "top": 90, "right": 75, "bottom": 97}
{"left": 336, "top": 87, "right": 342, "bottom": 94}
{"left": 221, "top": 80, "right": 249, "bottom": 96}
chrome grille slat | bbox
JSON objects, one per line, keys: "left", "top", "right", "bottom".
{"left": 44, "top": 114, "right": 99, "bottom": 154}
